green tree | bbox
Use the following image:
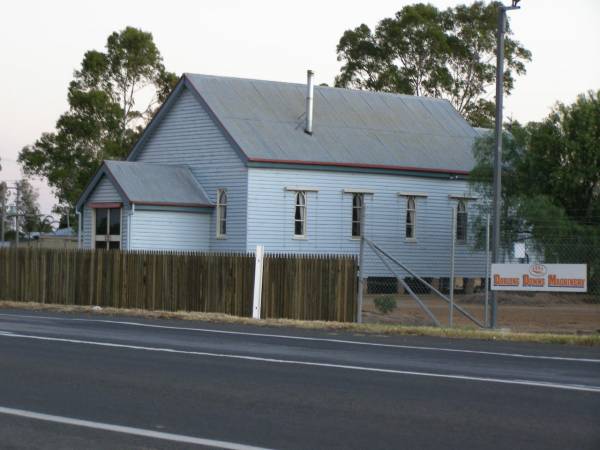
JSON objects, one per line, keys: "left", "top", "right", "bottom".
{"left": 522, "top": 91, "right": 600, "bottom": 222}
{"left": 470, "top": 91, "right": 600, "bottom": 292}
{"left": 0, "top": 178, "right": 48, "bottom": 239}
{"left": 16, "top": 179, "right": 44, "bottom": 237}
{"left": 19, "top": 27, "right": 178, "bottom": 216}
{"left": 335, "top": 1, "right": 531, "bottom": 127}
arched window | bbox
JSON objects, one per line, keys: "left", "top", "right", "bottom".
{"left": 294, "top": 191, "right": 306, "bottom": 237}
{"left": 352, "top": 193, "right": 363, "bottom": 238}
{"left": 217, "top": 189, "right": 227, "bottom": 238}
{"left": 405, "top": 197, "right": 416, "bottom": 240}
{"left": 456, "top": 200, "right": 468, "bottom": 242}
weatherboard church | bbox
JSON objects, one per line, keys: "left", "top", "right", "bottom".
{"left": 76, "top": 71, "right": 485, "bottom": 278}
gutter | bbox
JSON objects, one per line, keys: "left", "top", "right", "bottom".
{"left": 247, "top": 158, "right": 470, "bottom": 176}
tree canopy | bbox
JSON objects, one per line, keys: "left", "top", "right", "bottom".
{"left": 470, "top": 90, "right": 600, "bottom": 286}
{"left": 19, "top": 27, "right": 178, "bottom": 220}
{"left": 0, "top": 178, "right": 47, "bottom": 239}
{"left": 335, "top": 1, "right": 531, "bottom": 127}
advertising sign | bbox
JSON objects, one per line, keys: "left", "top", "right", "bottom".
{"left": 491, "top": 264, "right": 587, "bottom": 292}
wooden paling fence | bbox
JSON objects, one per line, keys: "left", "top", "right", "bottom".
{"left": 262, "top": 253, "right": 357, "bottom": 322}
{"left": 0, "top": 248, "right": 357, "bottom": 322}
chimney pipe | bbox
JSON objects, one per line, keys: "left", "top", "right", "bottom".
{"left": 305, "top": 70, "right": 314, "bottom": 135}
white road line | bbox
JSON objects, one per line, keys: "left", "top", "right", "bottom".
{"left": 0, "top": 312, "right": 598, "bottom": 363}
{"left": 0, "top": 330, "right": 599, "bottom": 394}
{"left": 0, "top": 405, "right": 273, "bottom": 450}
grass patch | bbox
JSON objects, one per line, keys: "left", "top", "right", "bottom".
{"left": 1, "top": 300, "right": 599, "bottom": 347}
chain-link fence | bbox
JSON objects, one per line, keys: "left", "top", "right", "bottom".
{"left": 359, "top": 207, "right": 600, "bottom": 334}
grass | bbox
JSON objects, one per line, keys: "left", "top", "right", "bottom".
{"left": 1, "top": 300, "right": 599, "bottom": 347}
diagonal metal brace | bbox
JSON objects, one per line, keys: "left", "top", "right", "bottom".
{"left": 367, "top": 239, "right": 484, "bottom": 328}
{"left": 367, "top": 240, "right": 441, "bottom": 327}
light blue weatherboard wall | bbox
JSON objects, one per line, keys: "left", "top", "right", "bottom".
{"left": 247, "top": 168, "right": 485, "bottom": 277}
{"left": 129, "top": 210, "right": 210, "bottom": 251}
{"left": 132, "top": 86, "right": 247, "bottom": 251}
{"left": 82, "top": 176, "right": 128, "bottom": 249}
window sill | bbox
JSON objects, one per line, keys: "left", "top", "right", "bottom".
{"left": 405, "top": 238, "right": 417, "bottom": 243}
{"left": 216, "top": 235, "right": 228, "bottom": 240}
{"left": 292, "top": 236, "right": 308, "bottom": 240}
{"left": 350, "top": 236, "right": 361, "bottom": 241}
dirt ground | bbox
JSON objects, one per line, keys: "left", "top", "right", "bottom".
{"left": 363, "top": 293, "right": 600, "bottom": 334}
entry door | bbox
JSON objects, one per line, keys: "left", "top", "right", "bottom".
{"left": 94, "top": 207, "right": 121, "bottom": 250}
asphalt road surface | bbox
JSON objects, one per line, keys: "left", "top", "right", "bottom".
{"left": 0, "top": 309, "right": 598, "bottom": 450}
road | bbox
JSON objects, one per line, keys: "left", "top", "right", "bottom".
{"left": 0, "top": 309, "right": 598, "bottom": 450}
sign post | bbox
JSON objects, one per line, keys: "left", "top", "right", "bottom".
{"left": 449, "top": 207, "right": 456, "bottom": 327}
{"left": 252, "top": 245, "right": 265, "bottom": 319}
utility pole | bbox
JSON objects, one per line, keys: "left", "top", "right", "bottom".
{"left": 491, "top": 0, "right": 521, "bottom": 328}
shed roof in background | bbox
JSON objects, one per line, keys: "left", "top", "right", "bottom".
{"left": 474, "top": 127, "right": 493, "bottom": 137}
{"left": 103, "top": 161, "right": 211, "bottom": 207}
{"left": 185, "top": 73, "right": 479, "bottom": 173}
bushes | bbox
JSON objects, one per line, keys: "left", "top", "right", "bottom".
{"left": 374, "top": 296, "right": 397, "bottom": 314}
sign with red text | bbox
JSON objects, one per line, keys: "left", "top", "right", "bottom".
{"left": 491, "top": 264, "right": 587, "bottom": 292}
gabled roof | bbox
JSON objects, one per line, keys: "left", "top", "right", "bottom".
{"left": 182, "top": 73, "right": 479, "bottom": 174}
{"left": 76, "top": 161, "right": 212, "bottom": 210}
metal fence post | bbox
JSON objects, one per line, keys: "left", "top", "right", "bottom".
{"left": 252, "top": 245, "right": 265, "bottom": 319}
{"left": 484, "top": 214, "right": 490, "bottom": 328}
{"left": 15, "top": 185, "right": 20, "bottom": 247}
{"left": 0, "top": 196, "right": 5, "bottom": 244}
{"left": 357, "top": 199, "right": 366, "bottom": 323}
{"left": 449, "top": 206, "right": 456, "bottom": 327}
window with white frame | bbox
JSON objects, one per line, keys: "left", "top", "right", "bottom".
{"left": 294, "top": 191, "right": 306, "bottom": 237}
{"left": 94, "top": 207, "right": 121, "bottom": 250}
{"left": 351, "top": 193, "right": 363, "bottom": 238}
{"left": 456, "top": 200, "right": 468, "bottom": 242}
{"left": 405, "top": 197, "right": 416, "bottom": 240}
{"left": 216, "top": 189, "right": 227, "bottom": 238}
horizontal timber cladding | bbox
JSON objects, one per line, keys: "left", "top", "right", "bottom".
{"left": 247, "top": 167, "right": 486, "bottom": 278}
{"left": 0, "top": 248, "right": 357, "bottom": 322}
{"left": 129, "top": 210, "right": 211, "bottom": 251}
{"left": 132, "top": 85, "right": 247, "bottom": 252}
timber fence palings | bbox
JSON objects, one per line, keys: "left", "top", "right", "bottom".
{"left": 260, "top": 253, "right": 357, "bottom": 322}
{"left": 0, "top": 248, "right": 357, "bottom": 322}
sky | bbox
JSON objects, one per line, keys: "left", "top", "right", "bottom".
{"left": 1, "top": 0, "right": 599, "bottom": 216}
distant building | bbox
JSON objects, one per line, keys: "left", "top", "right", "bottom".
{"left": 76, "top": 72, "right": 484, "bottom": 277}
{"left": 26, "top": 227, "right": 77, "bottom": 249}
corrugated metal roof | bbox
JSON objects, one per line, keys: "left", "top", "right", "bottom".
{"left": 104, "top": 161, "right": 212, "bottom": 206}
{"left": 185, "top": 73, "right": 479, "bottom": 173}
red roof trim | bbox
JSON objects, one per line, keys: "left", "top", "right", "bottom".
{"left": 247, "top": 158, "right": 470, "bottom": 175}
{"left": 89, "top": 202, "right": 123, "bottom": 209}
{"left": 133, "top": 201, "right": 214, "bottom": 208}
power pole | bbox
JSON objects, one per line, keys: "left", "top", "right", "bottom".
{"left": 491, "top": 0, "right": 520, "bottom": 328}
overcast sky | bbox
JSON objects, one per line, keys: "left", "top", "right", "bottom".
{"left": 1, "top": 0, "right": 599, "bottom": 215}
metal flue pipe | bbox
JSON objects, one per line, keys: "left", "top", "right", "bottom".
{"left": 305, "top": 70, "right": 314, "bottom": 135}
